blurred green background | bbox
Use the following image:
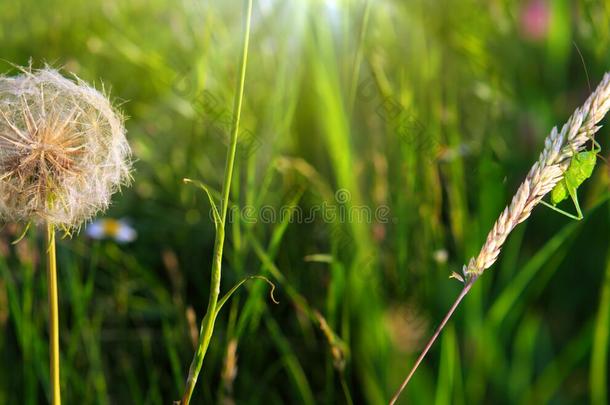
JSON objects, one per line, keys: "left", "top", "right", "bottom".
{"left": 1, "top": 0, "right": 610, "bottom": 403}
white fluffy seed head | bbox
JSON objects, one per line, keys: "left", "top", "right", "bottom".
{"left": 0, "top": 67, "right": 132, "bottom": 229}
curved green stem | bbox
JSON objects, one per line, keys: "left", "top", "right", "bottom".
{"left": 179, "top": 0, "right": 253, "bottom": 403}
{"left": 46, "top": 223, "right": 61, "bottom": 405}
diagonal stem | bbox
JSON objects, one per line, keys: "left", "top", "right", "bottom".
{"left": 46, "top": 222, "right": 61, "bottom": 405}
{"left": 389, "top": 276, "right": 478, "bottom": 405}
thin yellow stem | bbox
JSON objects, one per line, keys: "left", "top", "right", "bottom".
{"left": 46, "top": 223, "right": 61, "bottom": 405}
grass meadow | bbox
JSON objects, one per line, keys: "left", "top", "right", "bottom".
{"left": 1, "top": 0, "right": 610, "bottom": 403}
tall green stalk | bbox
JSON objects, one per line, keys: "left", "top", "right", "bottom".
{"left": 46, "top": 223, "right": 61, "bottom": 405}
{"left": 179, "top": 0, "right": 253, "bottom": 403}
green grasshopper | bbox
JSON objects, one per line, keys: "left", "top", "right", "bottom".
{"left": 540, "top": 140, "right": 601, "bottom": 220}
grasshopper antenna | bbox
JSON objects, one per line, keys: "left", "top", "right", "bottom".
{"left": 572, "top": 41, "right": 604, "bottom": 165}
{"left": 573, "top": 41, "right": 591, "bottom": 93}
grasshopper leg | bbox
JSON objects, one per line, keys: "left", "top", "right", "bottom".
{"left": 566, "top": 183, "right": 584, "bottom": 220}
{"left": 540, "top": 198, "right": 583, "bottom": 221}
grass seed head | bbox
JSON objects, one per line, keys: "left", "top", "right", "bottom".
{"left": 0, "top": 67, "right": 132, "bottom": 229}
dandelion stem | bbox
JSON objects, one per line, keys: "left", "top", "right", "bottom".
{"left": 46, "top": 222, "right": 61, "bottom": 405}
{"left": 389, "top": 276, "right": 477, "bottom": 405}
{"left": 179, "top": 0, "right": 252, "bottom": 403}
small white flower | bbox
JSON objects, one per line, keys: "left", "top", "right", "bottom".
{"left": 86, "top": 218, "right": 136, "bottom": 243}
{"left": 432, "top": 249, "right": 448, "bottom": 264}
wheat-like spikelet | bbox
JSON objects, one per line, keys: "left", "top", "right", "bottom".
{"left": 391, "top": 73, "right": 610, "bottom": 405}
{"left": 0, "top": 67, "right": 132, "bottom": 229}
{"left": 463, "top": 73, "right": 610, "bottom": 278}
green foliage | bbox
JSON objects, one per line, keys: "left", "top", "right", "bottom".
{"left": 0, "top": 0, "right": 610, "bottom": 404}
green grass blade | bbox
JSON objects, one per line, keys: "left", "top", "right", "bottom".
{"left": 590, "top": 249, "right": 610, "bottom": 405}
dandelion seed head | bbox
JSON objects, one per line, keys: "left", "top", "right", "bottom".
{"left": 0, "top": 67, "right": 132, "bottom": 229}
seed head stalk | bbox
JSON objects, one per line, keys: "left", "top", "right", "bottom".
{"left": 46, "top": 222, "right": 61, "bottom": 405}
{"left": 389, "top": 276, "right": 477, "bottom": 405}
{"left": 179, "top": 0, "right": 253, "bottom": 403}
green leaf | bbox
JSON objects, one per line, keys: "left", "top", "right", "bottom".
{"left": 216, "top": 275, "right": 279, "bottom": 317}
{"left": 11, "top": 221, "right": 31, "bottom": 245}
{"left": 183, "top": 178, "right": 222, "bottom": 228}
